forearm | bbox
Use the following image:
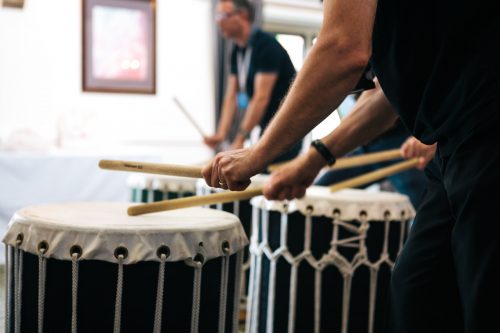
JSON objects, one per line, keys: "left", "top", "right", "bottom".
{"left": 233, "top": 95, "right": 269, "bottom": 142}
{"left": 216, "top": 76, "right": 238, "bottom": 138}
{"left": 322, "top": 93, "right": 399, "bottom": 159}
{"left": 217, "top": 100, "right": 236, "bottom": 137}
{"left": 252, "top": 44, "right": 369, "bottom": 166}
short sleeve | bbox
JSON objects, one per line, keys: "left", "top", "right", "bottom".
{"left": 253, "top": 43, "right": 283, "bottom": 74}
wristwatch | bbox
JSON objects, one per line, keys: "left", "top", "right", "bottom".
{"left": 311, "top": 139, "right": 336, "bottom": 166}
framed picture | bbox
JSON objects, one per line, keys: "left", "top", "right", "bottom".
{"left": 82, "top": 0, "right": 156, "bottom": 94}
{"left": 1, "top": 0, "right": 25, "bottom": 8}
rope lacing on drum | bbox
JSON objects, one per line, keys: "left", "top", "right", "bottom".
{"left": 6, "top": 247, "right": 12, "bottom": 333}
{"left": 247, "top": 207, "right": 267, "bottom": 333}
{"left": 238, "top": 203, "right": 252, "bottom": 309}
{"left": 13, "top": 235, "right": 24, "bottom": 333}
{"left": 285, "top": 208, "right": 299, "bottom": 333}
{"left": 113, "top": 249, "right": 126, "bottom": 333}
{"left": 232, "top": 251, "right": 244, "bottom": 333}
{"left": 246, "top": 206, "right": 411, "bottom": 333}
{"left": 266, "top": 210, "right": 289, "bottom": 333}
{"left": 38, "top": 241, "right": 48, "bottom": 333}
{"left": 190, "top": 254, "right": 204, "bottom": 333}
{"left": 244, "top": 207, "right": 259, "bottom": 333}
{"left": 70, "top": 246, "right": 82, "bottom": 333}
{"left": 71, "top": 254, "right": 79, "bottom": 333}
{"left": 153, "top": 252, "right": 167, "bottom": 333}
{"left": 218, "top": 242, "right": 231, "bottom": 333}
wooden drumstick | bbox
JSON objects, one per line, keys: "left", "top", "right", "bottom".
{"left": 268, "top": 148, "right": 402, "bottom": 172}
{"left": 127, "top": 187, "right": 264, "bottom": 216}
{"left": 329, "top": 157, "right": 420, "bottom": 192}
{"left": 172, "top": 96, "right": 206, "bottom": 137}
{"left": 99, "top": 160, "right": 203, "bottom": 178}
{"left": 330, "top": 148, "right": 402, "bottom": 170}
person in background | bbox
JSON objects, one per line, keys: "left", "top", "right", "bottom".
{"left": 202, "top": 0, "right": 500, "bottom": 331}
{"left": 204, "top": 0, "right": 303, "bottom": 164}
{"left": 314, "top": 78, "right": 428, "bottom": 210}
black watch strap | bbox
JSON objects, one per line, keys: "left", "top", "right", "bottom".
{"left": 311, "top": 139, "right": 336, "bottom": 166}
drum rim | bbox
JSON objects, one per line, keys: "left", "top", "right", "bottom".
{"left": 2, "top": 203, "right": 249, "bottom": 264}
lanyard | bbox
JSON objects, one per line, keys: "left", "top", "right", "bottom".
{"left": 237, "top": 47, "right": 252, "bottom": 93}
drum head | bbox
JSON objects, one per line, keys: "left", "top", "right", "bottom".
{"left": 3, "top": 203, "right": 248, "bottom": 264}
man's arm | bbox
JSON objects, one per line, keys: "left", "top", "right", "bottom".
{"left": 203, "top": 0, "right": 382, "bottom": 190}
{"left": 230, "top": 72, "right": 278, "bottom": 149}
{"left": 264, "top": 80, "right": 399, "bottom": 200}
{"left": 250, "top": 0, "right": 380, "bottom": 166}
{"left": 322, "top": 78, "right": 399, "bottom": 157}
{"left": 203, "top": 75, "right": 238, "bottom": 149}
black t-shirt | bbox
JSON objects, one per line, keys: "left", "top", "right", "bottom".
{"left": 371, "top": 0, "right": 500, "bottom": 145}
{"left": 230, "top": 29, "right": 297, "bottom": 131}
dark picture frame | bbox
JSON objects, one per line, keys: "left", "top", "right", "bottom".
{"left": 82, "top": 0, "right": 156, "bottom": 94}
{"left": 2, "top": 0, "right": 25, "bottom": 8}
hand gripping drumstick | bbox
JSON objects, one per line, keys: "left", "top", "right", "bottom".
{"left": 172, "top": 96, "right": 206, "bottom": 138}
{"left": 268, "top": 148, "right": 403, "bottom": 172}
{"left": 127, "top": 157, "right": 420, "bottom": 216}
{"left": 99, "top": 149, "right": 403, "bottom": 179}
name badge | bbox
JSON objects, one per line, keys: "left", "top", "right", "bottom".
{"left": 237, "top": 92, "right": 250, "bottom": 110}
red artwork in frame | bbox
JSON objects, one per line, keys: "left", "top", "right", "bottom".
{"left": 82, "top": 0, "right": 156, "bottom": 94}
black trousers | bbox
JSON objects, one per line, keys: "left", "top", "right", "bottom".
{"left": 388, "top": 121, "right": 500, "bottom": 332}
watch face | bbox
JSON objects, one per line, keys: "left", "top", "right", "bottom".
{"left": 312, "top": 139, "right": 335, "bottom": 165}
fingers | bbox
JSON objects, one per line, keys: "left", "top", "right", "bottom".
{"left": 263, "top": 178, "right": 307, "bottom": 201}
{"left": 263, "top": 184, "right": 307, "bottom": 200}
{"left": 400, "top": 137, "right": 416, "bottom": 159}
{"left": 201, "top": 150, "right": 252, "bottom": 191}
{"left": 417, "top": 157, "right": 427, "bottom": 170}
{"left": 201, "top": 158, "right": 216, "bottom": 187}
{"left": 400, "top": 137, "right": 437, "bottom": 171}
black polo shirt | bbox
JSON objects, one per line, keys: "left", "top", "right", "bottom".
{"left": 230, "top": 29, "right": 297, "bottom": 131}
{"left": 371, "top": 0, "right": 500, "bottom": 146}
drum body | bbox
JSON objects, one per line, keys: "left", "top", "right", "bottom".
{"left": 246, "top": 187, "right": 415, "bottom": 333}
{"left": 127, "top": 173, "right": 197, "bottom": 203}
{"left": 3, "top": 203, "right": 248, "bottom": 333}
{"left": 196, "top": 174, "right": 270, "bottom": 299}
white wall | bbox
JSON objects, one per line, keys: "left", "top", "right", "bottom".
{"left": 0, "top": 0, "right": 215, "bottom": 157}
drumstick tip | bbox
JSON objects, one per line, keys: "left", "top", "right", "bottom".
{"left": 127, "top": 206, "right": 140, "bottom": 216}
